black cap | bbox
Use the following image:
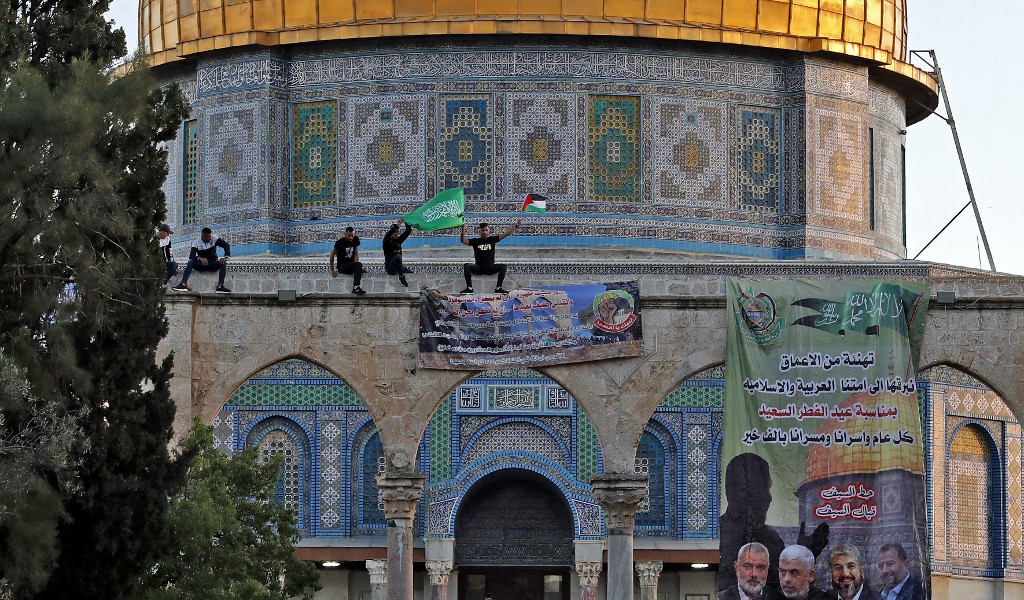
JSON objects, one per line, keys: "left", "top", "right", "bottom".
{"left": 158, "top": 223, "right": 173, "bottom": 234}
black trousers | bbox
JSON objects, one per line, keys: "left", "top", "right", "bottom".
{"left": 463, "top": 262, "right": 507, "bottom": 287}
{"left": 339, "top": 262, "right": 362, "bottom": 286}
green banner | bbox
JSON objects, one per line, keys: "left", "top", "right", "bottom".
{"left": 404, "top": 187, "right": 465, "bottom": 231}
{"left": 720, "top": 278, "right": 931, "bottom": 600}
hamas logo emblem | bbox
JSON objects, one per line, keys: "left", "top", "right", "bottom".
{"left": 737, "top": 288, "right": 784, "bottom": 344}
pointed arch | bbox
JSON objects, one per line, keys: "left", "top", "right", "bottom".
{"left": 246, "top": 415, "right": 312, "bottom": 534}
{"left": 919, "top": 364, "right": 1016, "bottom": 578}
{"left": 351, "top": 418, "right": 387, "bottom": 535}
{"left": 634, "top": 418, "right": 677, "bottom": 533}
{"left": 216, "top": 357, "right": 377, "bottom": 539}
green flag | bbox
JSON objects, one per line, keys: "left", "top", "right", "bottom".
{"left": 404, "top": 188, "right": 465, "bottom": 231}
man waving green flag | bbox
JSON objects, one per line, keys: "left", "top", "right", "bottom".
{"left": 404, "top": 188, "right": 465, "bottom": 231}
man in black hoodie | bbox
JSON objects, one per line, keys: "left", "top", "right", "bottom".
{"left": 172, "top": 227, "right": 231, "bottom": 293}
{"left": 383, "top": 218, "right": 414, "bottom": 287}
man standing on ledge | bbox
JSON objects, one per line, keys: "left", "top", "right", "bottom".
{"left": 331, "top": 226, "right": 366, "bottom": 295}
{"left": 172, "top": 227, "right": 231, "bottom": 293}
{"left": 460, "top": 219, "right": 521, "bottom": 295}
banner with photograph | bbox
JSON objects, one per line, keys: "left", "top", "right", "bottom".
{"left": 418, "top": 282, "right": 643, "bottom": 369}
{"left": 719, "top": 278, "right": 931, "bottom": 600}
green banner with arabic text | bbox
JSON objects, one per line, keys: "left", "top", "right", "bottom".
{"left": 720, "top": 278, "right": 931, "bottom": 600}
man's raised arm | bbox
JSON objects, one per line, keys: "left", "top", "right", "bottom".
{"left": 498, "top": 219, "right": 522, "bottom": 241}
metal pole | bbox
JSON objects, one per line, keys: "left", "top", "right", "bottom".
{"left": 928, "top": 50, "right": 997, "bottom": 272}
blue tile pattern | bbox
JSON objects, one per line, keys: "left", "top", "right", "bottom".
{"left": 589, "top": 95, "right": 641, "bottom": 202}
{"left": 439, "top": 95, "right": 492, "bottom": 200}
{"left": 504, "top": 93, "right": 577, "bottom": 202}
{"left": 348, "top": 95, "right": 425, "bottom": 204}
{"left": 204, "top": 102, "right": 265, "bottom": 215}
{"left": 735, "top": 107, "right": 781, "bottom": 209}
{"left": 292, "top": 101, "right": 336, "bottom": 207}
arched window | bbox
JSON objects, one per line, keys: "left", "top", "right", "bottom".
{"left": 635, "top": 429, "right": 669, "bottom": 530}
{"left": 247, "top": 417, "right": 311, "bottom": 533}
{"left": 948, "top": 424, "right": 999, "bottom": 571}
{"left": 351, "top": 426, "right": 386, "bottom": 533}
{"left": 259, "top": 429, "right": 301, "bottom": 510}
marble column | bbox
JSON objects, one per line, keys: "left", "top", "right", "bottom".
{"left": 635, "top": 561, "right": 663, "bottom": 600}
{"left": 426, "top": 560, "right": 454, "bottom": 600}
{"left": 376, "top": 470, "right": 426, "bottom": 600}
{"left": 591, "top": 473, "right": 648, "bottom": 600}
{"left": 367, "top": 559, "right": 387, "bottom": 600}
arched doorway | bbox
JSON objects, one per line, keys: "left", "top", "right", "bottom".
{"left": 455, "top": 469, "right": 573, "bottom": 600}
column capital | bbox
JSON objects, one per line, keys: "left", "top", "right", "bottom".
{"left": 590, "top": 473, "right": 648, "bottom": 531}
{"left": 634, "top": 561, "right": 663, "bottom": 587}
{"left": 375, "top": 471, "right": 426, "bottom": 520}
{"left": 366, "top": 559, "right": 387, "bottom": 585}
{"left": 574, "top": 560, "right": 604, "bottom": 587}
{"left": 425, "top": 560, "right": 453, "bottom": 586}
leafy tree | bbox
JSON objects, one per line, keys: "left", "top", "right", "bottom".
{"left": 1, "top": 0, "right": 125, "bottom": 83}
{"left": 0, "top": 37, "right": 189, "bottom": 600}
{"left": 0, "top": 350, "right": 83, "bottom": 596}
{"left": 135, "top": 422, "right": 321, "bottom": 600}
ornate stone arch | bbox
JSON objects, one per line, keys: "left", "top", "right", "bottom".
{"left": 427, "top": 453, "right": 602, "bottom": 541}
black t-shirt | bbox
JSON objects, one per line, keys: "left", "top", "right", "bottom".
{"left": 470, "top": 235, "right": 500, "bottom": 265}
{"left": 382, "top": 225, "right": 411, "bottom": 261}
{"left": 334, "top": 236, "right": 360, "bottom": 265}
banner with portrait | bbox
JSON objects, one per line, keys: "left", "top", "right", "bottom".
{"left": 418, "top": 281, "right": 643, "bottom": 369}
{"left": 720, "top": 278, "right": 931, "bottom": 600}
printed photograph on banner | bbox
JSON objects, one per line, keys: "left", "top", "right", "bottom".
{"left": 418, "top": 281, "right": 643, "bottom": 369}
{"left": 720, "top": 278, "right": 931, "bottom": 600}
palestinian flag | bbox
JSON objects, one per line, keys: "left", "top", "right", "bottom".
{"left": 521, "top": 193, "right": 547, "bottom": 213}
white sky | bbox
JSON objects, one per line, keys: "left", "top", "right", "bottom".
{"left": 105, "top": 1, "right": 1021, "bottom": 275}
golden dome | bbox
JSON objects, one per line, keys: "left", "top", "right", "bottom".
{"left": 141, "top": 0, "right": 925, "bottom": 83}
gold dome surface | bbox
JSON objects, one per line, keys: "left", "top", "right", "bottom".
{"left": 142, "top": 0, "right": 924, "bottom": 74}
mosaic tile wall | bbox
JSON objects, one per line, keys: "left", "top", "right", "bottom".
{"left": 216, "top": 359, "right": 424, "bottom": 538}
{"left": 183, "top": 119, "right": 199, "bottom": 225}
{"left": 203, "top": 102, "right": 265, "bottom": 215}
{"left": 292, "top": 101, "right": 336, "bottom": 208}
{"left": 159, "top": 41, "right": 910, "bottom": 260}
{"left": 920, "top": 365, "right": 1024, "bottom": 582}
{"left": 209, "top": 357, "right": 1022, "bottom": 582}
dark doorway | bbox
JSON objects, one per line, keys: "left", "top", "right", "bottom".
{"left": 454, "top": 469, "right": 574, "bottom": 567}
{"left": 459, "top": 568, "right": 570, "bottom": 600}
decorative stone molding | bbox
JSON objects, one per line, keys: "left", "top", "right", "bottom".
{"left": 375, "top": 471, "right": 426, "bottom": 520}
{"left": 575, "top": 561, "right": 604, "bottom": 587}
{"left": 590, "top": 473, "right": 648, "bottom": 531}
{"left": 425, "top": 560, "right": 454, "bottom": 586}
{"left": 635, "top": 561, "right": 663, "bottom": 587}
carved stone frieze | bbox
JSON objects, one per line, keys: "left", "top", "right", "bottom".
{"left": 635, "top": 560, "right": 664, "bottom": 587}
{"left": 375, "top": 471, "right": 426, "bottom": 520}
{"left": 425, "top": 560, "right": 453, "bottom": 586}
{"left": 591, "top": 473, "right": 648, "bottom": 531}
{"left": 575, "top": 561, "right": 603, "bottom": 587}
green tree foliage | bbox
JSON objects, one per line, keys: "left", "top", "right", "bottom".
{"left": 0, "top": 45, "right": 189, "bottom": 600}
{"left": 1, "top": 0, "right": 125, "bottom": 83}
{"left": 135, "top": 422, "right": 321, "bottom": 600}
{"left": 0, "top": 350, "right": 83, "bottom": 595}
